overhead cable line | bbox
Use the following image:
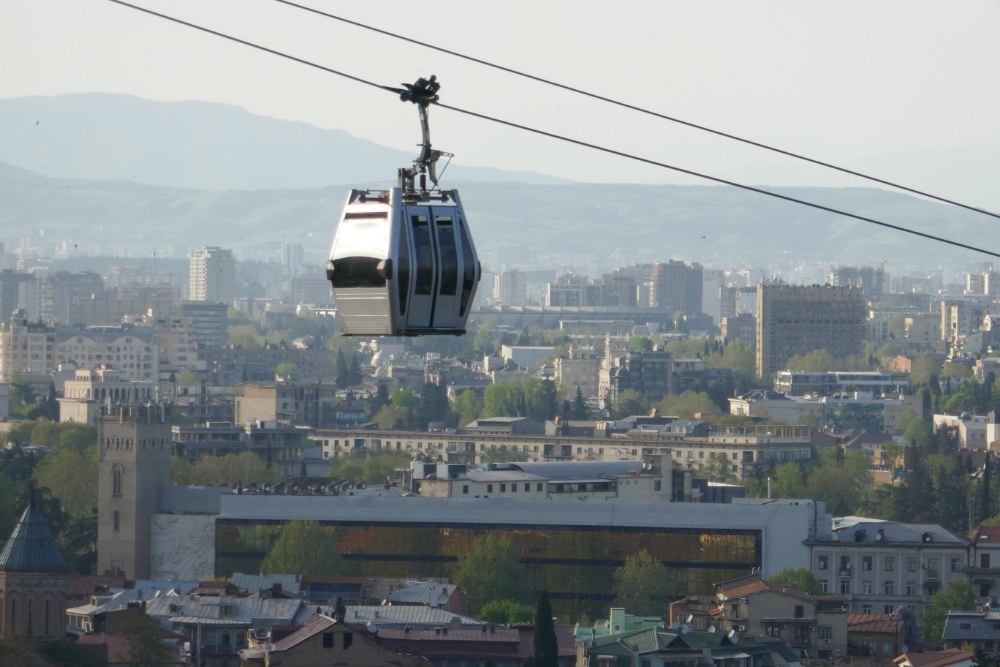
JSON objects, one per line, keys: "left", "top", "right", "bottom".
{"left": 274, "top": 0, "right": 1000, "bottom": 222}
{"left": 106, "top": 0, "right": 1000, "bottom": 260}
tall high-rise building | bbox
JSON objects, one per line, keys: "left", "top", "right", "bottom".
{"left": 494, "top": 270, "right": 527, "bottom": 307}
{"left": 755, "top": 284, "right": 866, "bottom": 378}
{"left": 650, "top": 261, "right": 703, "bottom": 316}
{"left": 188, "top": 246, "right": 236, "bottom": 303}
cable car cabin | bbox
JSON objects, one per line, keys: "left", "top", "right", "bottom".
{"left": 327, "top": 187, "right": 480, "bottom": 336}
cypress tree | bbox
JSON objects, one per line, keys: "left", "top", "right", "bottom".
{"left": 533, "top": 591, "right": 558, "bottom": 667}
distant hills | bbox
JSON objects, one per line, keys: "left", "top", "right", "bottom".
{"left": 0, "top": 94, "right": 994, "bottom": 271}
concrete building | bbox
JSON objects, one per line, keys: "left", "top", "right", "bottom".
{"left": 553, "top": 356, "right": 601, "bottom": 401}
{"left": 493, "top": 269, "right": 527, "bottom": 307}
{"left": 806, "top": 517, "right": 969, "bottom": 616}
{"left": 721, "top": 313, "right": 756, "bottom": 348}
{"left": 42, "top": 270, "right": 106, "bottom": 324}
{"left": 651, "top": 260, "right": 703, "bottom": 317}
{"left": 774, "top": 371, "right": 910, "bottom": 397}
{"left": 933, "top": 413, "right": 992, "bottom": 449}
{"left": 828, "top": 264, "right": 888, "bottom": 299}
{"left": 756, "top": 284, "right": 866, "bottom": 378}
{"left": 412, "top": 456, "right": 676, "bottom": 502}
{"left": 58, "top": 366, "right": 158, "bottom": 424}
{"left": 56, "top": 324, "right": 159, "bottom": 382}
{"left": 189, "top": 246, "right": 236, "bottom": 304}
{"left": 716, "top": 574, "right": 848, "bottom": 660}
{"left": 0, "top": 309, "right": 55, "bottom": 382}
{"left": 234, "top": 380, "right": 340, "bottom": 428}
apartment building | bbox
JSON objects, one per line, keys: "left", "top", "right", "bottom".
{"left": 756, "top": 284, "right": 866, "bottom": 378}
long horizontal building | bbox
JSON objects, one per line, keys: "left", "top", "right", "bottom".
{"left": 311, "top": 423, "right": 814, "bottom": 480}
{"left": 154, "top": 490, "right": 830, "bottom": 621}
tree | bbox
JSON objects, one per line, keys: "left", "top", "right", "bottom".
{"left": 612, "top": 550, "right": 675, "bottom": 617}
{"left": 921, "top": 579, "right": 975, "bottom": 643}
{"left": 766, "top": 568, "right": 823, "bottom": 596}
{"left": 612, "top": 389, "right": 648, "bottom": 420}
{"left": 532, "top": 591, "right": 559, "bottom": 667}
{"left": 261, "top": 520, "right": 352, "bottom": 577}
{"left": 571, "top": 387, "right": 589, "bottom": 419}
{"left": 454, "top": 534, "right": 532, "bottom": 615}
{"left": 273, "top": 362, "right": 298, "bottom": 379}
{"left": 117, "top": 616, "right": 177, "bottom": 666}
{"left": 702, "top": 452, "right": 738, "bottom": 483}
{"left": 452, "top": 389, "right": 483, "bottom": 427}
{"left": 335, "top": 349, "right": 349, "bottom": 388}
{"left": 478, "top": 599, "right": 536, "bottom": 625}
{"left": 656, "top": 391, "right": 719, "bottom": 419}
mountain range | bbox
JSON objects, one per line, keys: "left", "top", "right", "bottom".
{"left": 0, "top": 93, "right": 994, "bottom": 273}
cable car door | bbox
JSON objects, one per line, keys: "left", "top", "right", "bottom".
{"left": 404, "top": 207, "right": 436, "bottom": 330}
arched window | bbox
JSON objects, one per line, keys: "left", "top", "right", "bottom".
{"left": 112, "top": 464, "right": 124, "bottom": 499}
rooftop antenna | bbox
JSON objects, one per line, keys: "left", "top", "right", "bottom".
{"left": 387, "top": 75, "right": 453, "bottom": 193}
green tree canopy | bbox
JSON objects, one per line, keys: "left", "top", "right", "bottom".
{"left": 766, "top": 568, "right": 824, "bottom": 596}
{"left": 478, "top": 599, "right": 536, "bottom": 625}
{"left": 655, "top": 391, "right": 719, "bottom": 419}
{"left": 612, "top": 550, "right": 675, "bottom": 617}
{"left": 454, "top": 534, "right": 532, "bottom": 615}
{"left": 920, "top": 579, "right": 975, "bottom": 643}
{"left": 452, "top": 389, "right": 483, "bottom": 427}
{"left": 261, "top": 520, "right": 352, "bottom": 577}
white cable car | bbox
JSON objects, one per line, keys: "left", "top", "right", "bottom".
{"left": 327, "top": 76, "right": 481, "bottom": 336}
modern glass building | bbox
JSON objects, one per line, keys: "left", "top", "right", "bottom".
{"left": 213, "top": 495, "right": 825, "bottom": 620}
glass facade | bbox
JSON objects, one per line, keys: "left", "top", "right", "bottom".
{"left": 216, "top": 518, "right": 761, "bottom": 619}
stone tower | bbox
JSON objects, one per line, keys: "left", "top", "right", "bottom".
{"left": 0, "top": 497, "right": 69, "bottom": 640}
{"left": 97, "top": 403, "right": 172, "bottom": 580}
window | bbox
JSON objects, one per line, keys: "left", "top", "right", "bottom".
{"left": 462, "top": 485, "right": 469, "bottom": 495}
{"left": 765, "top": 624, "right": 781, "bottom": 638}
{"left": 982, "top": 554, "right": 992, "bottom": 568}
{"left": 862, "top": 581, "right": 872, "bottom": 594}
{"left": 862, "top": 556, "right": 872, "bottom": 571}
{"left": 342, "top": 632, "right": 353, "bottom": 649}
{"left": 840, "top": 581, "right": 851, "bottom": 594}
{"left": 884, "top": 557, "right": 895, "bottom": 572}
{"left": 950, "top": 558, "right": 960, "bottom": 572}
{"left": 817, "top": 626, "right": 832, "bottom": 640}
{"left": 884, "top": 605, "right": 894, "bottom": 614}
{"left": 323, "top": 632, "right": 334, "bottom": 648}
{"left": 883, "top": 580, "right": 895, "bottom": 595}
{"left": 411, "top": 215, "right": 434, "bottom": 295}
{"left": 112, "top": 464, "right": 124, "bottom": 498}
{"left": 435, "top": 217, "right": 458, "bottom": 295}
{"left": 862, "top": 604, "right": 872, "bottom": 614}
{"left": 819, "top": 580, "right": 828, "bottom": 593}
{"left": 654, "top": 480, "right": 661, "bottom": 491}
{"left": 906, "top": 581, "right": 917, "bottom": 595}
{"left": 486, "top": 484, "right": 493, "bottom": 493}
{"left": 500, "top": 484, "right": 506, "bottom": 493}
{"left": 731, "top": 603, "right": 739, "bottom": 615}
{"left": 818, "top": 555, "right": 829, "bottom": 570}
{"left": 907, "top": 558, "right": 917, "bottom": 572}
{"left": 839, "top": 556, "right": 851, "bottom": 573}
{"left": 524, "top": 483, "right": 530, "bottom": 492}
{"left": 794, "top": 605, "right": 804, "bottom": 618}
{"left": 113, "top": 511, "right": 120, "bottom": 532}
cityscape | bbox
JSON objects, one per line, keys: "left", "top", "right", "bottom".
{"left": 3, "top": 1, "right": 1000, "bottom": 665}
{"left": 2, "top": 231, "right": 1000, "bottom": 665}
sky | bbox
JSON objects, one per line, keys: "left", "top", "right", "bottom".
{"left": 3, "top": 0, "right": 1000, "bottom": 209}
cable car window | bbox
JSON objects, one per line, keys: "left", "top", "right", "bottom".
{"left": 331, "top": 257, "right": 385, "bottom": 288}
{"left": 436, "top": 217, "right": 458, "bottom": 295}
{"left": 412, "top": 215, "right": 434, "bottom": 295}
{"left": 458, "top": 218, "right": 476, "bottom": 315}
{"left": 344, "top": 212, "right": 388, "bottom": 220}
{"left": 397, "top": 220, "right": 410, "bottom": 315}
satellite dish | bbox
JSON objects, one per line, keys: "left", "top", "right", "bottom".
{"left": 728, "top": 630, "right": 740, "bottom": 643}
{"left": 681, "top": 624, "right": 691, "bottom": 634}
{"left": 686, "top": 614, "right": 694, "bottom": 623}
{"left": 902, "top": 645, "right": 909, "bottom": 654}
{"left": 367, "top": 622, "right": 379, "bottom": 635}
{"left": 708, "top": 625, "right": 717, "bottom": 633}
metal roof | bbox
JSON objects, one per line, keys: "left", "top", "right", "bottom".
{"left": 0, "top": 500, "right": 68, "bottom": 572}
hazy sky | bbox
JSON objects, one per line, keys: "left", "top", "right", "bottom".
{"left": 4, "top": 1, "right": 1000, "bottom": 204}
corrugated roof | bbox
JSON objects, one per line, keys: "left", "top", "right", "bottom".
{"left": 0, "top": 500, "right": 68, "bottom": 572}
